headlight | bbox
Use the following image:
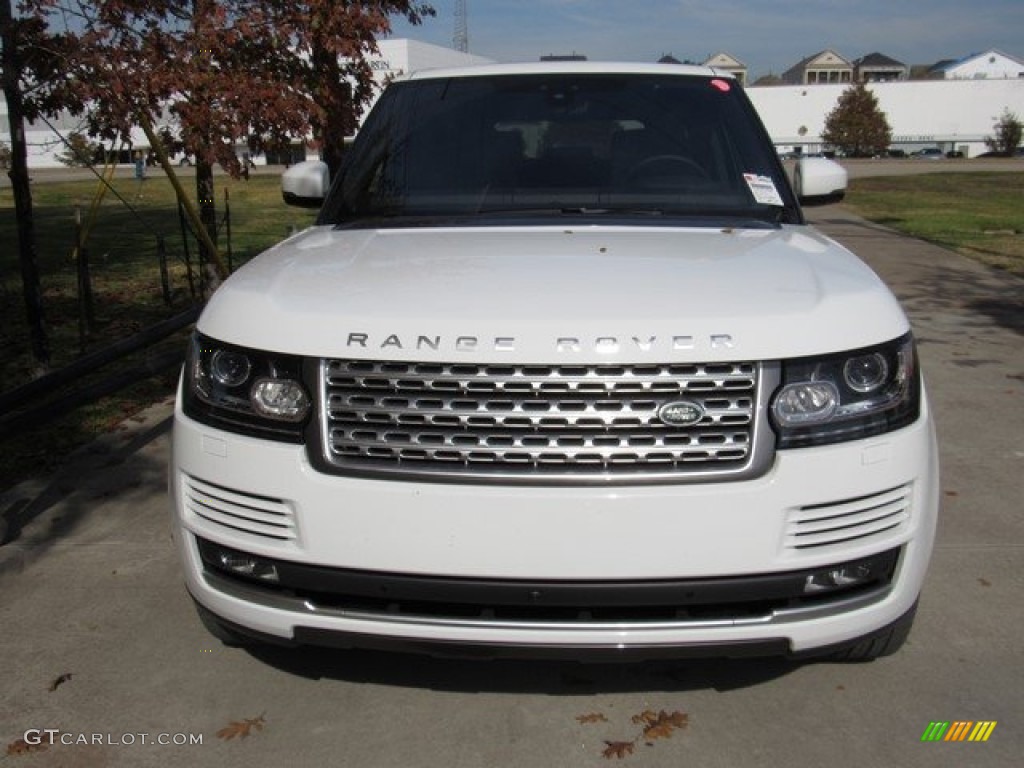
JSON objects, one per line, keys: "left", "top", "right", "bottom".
{"left": 771, "top": 333, "right": 920, "bottom": 448}
{"left": 183, "top": 333, "right": 310, "bottom": 442}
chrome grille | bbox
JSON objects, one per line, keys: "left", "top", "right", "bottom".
{"left": 318, "top": 359, "right": 773, "bottom": 483}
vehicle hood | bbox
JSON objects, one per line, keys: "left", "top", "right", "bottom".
{"left": 199, "top": 224, "right": 909, "bottom": 363}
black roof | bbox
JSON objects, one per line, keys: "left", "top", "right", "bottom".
{"left": 855, "top": 52, "right": 906, "bottom": 68}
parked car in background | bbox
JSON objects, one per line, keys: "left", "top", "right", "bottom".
{"left": 910, "top": 148, "right": 944, "bottom": 160}
{"left": 790, "top": 156, "right": 847, "bottom": 202}
{"left": 975, "top": 147, "right": 1024, "bottom": 158}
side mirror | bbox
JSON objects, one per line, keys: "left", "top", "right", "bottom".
{"left": 282, "top": 161, "right": 330, "bottom": 208}
{"left": 792, "top": 157, "right": 847, "bottom": 205}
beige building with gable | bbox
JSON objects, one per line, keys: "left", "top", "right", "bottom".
{"left": 782, "top": 50, "right": 854, "bottom": 85}
{"left": 704, "top": 52, "right": 748, "bottom": 86}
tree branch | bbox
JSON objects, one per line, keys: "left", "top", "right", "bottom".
{"left": 138, "top": 111, "right": 228, "bottom": 281}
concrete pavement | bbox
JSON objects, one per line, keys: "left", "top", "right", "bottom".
{"left": 0, "top": 204, "right": 1021, "bottom": 768}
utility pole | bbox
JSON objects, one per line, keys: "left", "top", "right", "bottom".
{"left": 453, "top": 0, "right": 468, "bottom": 53}
{"left": 1, "top": 0, "right": 50, "bottom": 367}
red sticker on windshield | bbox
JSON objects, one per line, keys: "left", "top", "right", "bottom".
{"left": 710, "top": 79, "right": 731, "bottom": 93}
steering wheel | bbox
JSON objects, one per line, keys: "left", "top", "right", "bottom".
{"left": 627, "top": 154, "right": 708, "bottom": 182}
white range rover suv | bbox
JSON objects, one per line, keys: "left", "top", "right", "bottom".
{"left": 170, "top": 62, "right": 938, "bottom": 661}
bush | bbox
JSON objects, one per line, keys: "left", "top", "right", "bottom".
{"left": 984, "top": 109, "right": 1023, "bottom": 157}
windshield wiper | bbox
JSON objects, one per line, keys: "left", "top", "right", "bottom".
{"left": 473, "top": 205, "right": 789, "bottom": 221}
{"left": 475, "top": 206, "right": 666, "bottom": 217}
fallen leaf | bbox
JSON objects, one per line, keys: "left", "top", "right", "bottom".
{"left": 576, "top": 712, "right": 609, "bottom": 724}
{"left": 216, "top": 714, "right": 266, "bottom": 740}
{"left": 49, "top": 672, "right": 73, "bottom": 692}
{"left": 978, "top": 578, "right": 992, "bottom": 587}
{"left": 602, "top": 740, "right": 635, "bottom": 759}
{"left": 645, "top": 722, "right": 675, "bottom": 739}
{"left": 631, "top": 710, "right": 658, "bottom": 726}
{"left": 632, "top": 709, "right": 689, "bottom": 740}
{"left": 664, "top": 711, "right": 688, "bottom": 728}
{"left": 6, "top": 738, "right": 48, "bottom": 755}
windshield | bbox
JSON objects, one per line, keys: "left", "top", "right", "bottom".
{"left": 320, "top": 72, "right": 800, "bottom": 226}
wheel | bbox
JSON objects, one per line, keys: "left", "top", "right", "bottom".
{"left": 827, "top": 599, "right": 919, "bottom": 662}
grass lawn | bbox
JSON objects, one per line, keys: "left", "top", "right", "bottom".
{"left": 845, "top": 172, "right": 1024, "bottom": 277}
{"left": 0, "top": 169, "right": 317, "bottom": 492}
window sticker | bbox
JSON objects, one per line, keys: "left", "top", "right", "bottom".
{"left": 743, "top": 173, "right": 784, "bottom": 206}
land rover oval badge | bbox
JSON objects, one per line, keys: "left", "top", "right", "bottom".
{"left": 658, "top": 400, "right": 705, "bottom": 427}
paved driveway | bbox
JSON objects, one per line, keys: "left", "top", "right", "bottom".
{"left": 0, "top": 205, "right": 1021, "bottom": 768}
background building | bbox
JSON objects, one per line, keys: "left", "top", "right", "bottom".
{"left": 930, "top": 49, "right": 1024, "bottom": 80}
{"left": 748, "top": 78, "right": 1024, "bottom": 157}
{"left": 782, "top": 50, "right": 854, "bottom": 85}
{"left": 854, "top": 52, "right": 907, "bottom": 82}
{"left": 371, "top": 38, "right": 492, "bottom": 79}
{"left": 704, "top": 52, "right": 748, "bottom": 86}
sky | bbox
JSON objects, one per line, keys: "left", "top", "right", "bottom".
{"left": 387, "top": 0, "right": 1024, "bottom": 79}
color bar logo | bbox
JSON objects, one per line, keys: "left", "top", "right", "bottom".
{"left": 921, "top": 721, "right": 997, "bottom": 742}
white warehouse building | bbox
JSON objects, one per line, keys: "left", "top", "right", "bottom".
{"left": 2, "top": 40, "right": 1022, "bottom": 167}
{"left": 748, "top": 78, "right": 1024, "bottom": 157}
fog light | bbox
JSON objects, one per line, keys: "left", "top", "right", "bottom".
{"left": 215, "top": 551, "right": 280, "bottom": 583}
{"left": 250, "top": 378, "right": 310, "bottom": 421}
{"left": 805, "top": 563, "right": 875, "bottom": 594}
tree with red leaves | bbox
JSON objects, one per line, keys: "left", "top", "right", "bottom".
{"left": 19, "top": 0, "right": 434, "bottom": 281}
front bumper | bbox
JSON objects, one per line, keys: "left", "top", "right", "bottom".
{"left": 169, "top": 391, "right": 938, "bottom": 658}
